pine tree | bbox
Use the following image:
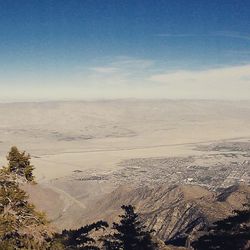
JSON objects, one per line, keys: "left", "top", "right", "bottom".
{"left": 57, "top": 220, "right": 108, "bottom": 249}
{"left": 7, "top": 146, "right": 35, "bottom": 182}
{"left": 103, "top": 205, "right": 157, "bottom": 250}
{"left": 0, "top": 168, "right": 54, "bottom": 249}
{"left": 192, "top": 204, "right": 250, "bottom": 250}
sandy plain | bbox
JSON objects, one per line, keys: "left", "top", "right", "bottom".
{"left": 1, "top": 100, "right": 250, "bottom": 178}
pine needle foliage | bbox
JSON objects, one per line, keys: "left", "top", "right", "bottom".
{"left": 56, "top": 220, "right": 108, "bottom": 249}
{"left": 0, "top": 168, "right": 55, "bottom": 249}
{"left": 192, "top": 204, "right": 250, "bottom": 250}
{"left": 102, "top": 205, "right": 157, "bottom": 250}
{"left": 7, "top": 146, "right": 35, "bottom": 182}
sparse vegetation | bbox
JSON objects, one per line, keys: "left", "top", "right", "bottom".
{"left": 192, "top": 205, "right": 250, "bottom": 250}
{"left": 7, "top": 146, "right": 35, "bottom": 182}
{"left": 102, "top": 205, "right": 157, "bottom": 250}
{"left": 56, "top": 220, "right": 108, "bottom": 249}
{"left": 0, "top": 168, "right": 53, "bottom": 249}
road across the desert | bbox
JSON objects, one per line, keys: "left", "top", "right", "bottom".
{"left": 32, "top": 137, "right": 243, "bottom": 157}
{"left": 32, "top": 136, "right": 250, "bottom": 181}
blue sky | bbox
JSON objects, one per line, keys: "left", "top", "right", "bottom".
{"left": 1, "top": 0, "right": 250, "bottom": 100}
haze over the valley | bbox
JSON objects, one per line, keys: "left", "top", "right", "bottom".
{"left": 0, "top": 100, "right": 250, "bottom": 180}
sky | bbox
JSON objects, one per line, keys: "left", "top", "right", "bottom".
{"left": 1, "top": 0, "right": 250, "bottom": 101}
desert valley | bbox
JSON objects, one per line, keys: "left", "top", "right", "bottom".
{"left": 0, "top": 100, "right": 249, "bottom": 249}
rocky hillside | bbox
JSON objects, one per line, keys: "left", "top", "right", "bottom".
{"left": 23, "top": 179, "right": 249, "bottom": 248}
{"left": 83, "top": 184, "right": 250, "bottom": 245}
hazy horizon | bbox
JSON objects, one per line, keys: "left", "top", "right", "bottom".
{"left": 2, "top": 97, "right": 250, "bottom": 104}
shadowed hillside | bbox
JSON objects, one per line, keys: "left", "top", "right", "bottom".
{"left": 81, "top": 184, "right": 249, "bottom": 245}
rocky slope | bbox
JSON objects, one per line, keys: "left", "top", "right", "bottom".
{"left": 83, "top": 184, "right": 250, "bottom": 245}
{"left": 23, "top": 180, "right": 249, "bottom": 248}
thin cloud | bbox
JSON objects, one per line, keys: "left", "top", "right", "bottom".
{"left": 149, "top": 64, "right": 250, "bottom": 83}
{"left": 156, "top": 33, "right": 198, "bottom": 38}
{"left": 227, "top": 50, "right": 250, "bottom": 55}
{"left": 89, "top": 57, "right": 154, "bottom": 74}
{"left": 148, "top": 64, "right": 250, "bottom": 99}
{"left": 157, "top": 32, "right": 250, "bottom": 41}
{"left": 213, "top": 31, "right": 250, "bottom": 41}
{"left": 87, "top": 57, "right": 155, "bottom": 82}
{"left": 110, "top": 57, "right": 154, "bottom": 70}
{"left": 2, "top": 56, "right": 250, "bottom": 100}
{"left": 89, "top": 67, "right": 118, "bottom": 74}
